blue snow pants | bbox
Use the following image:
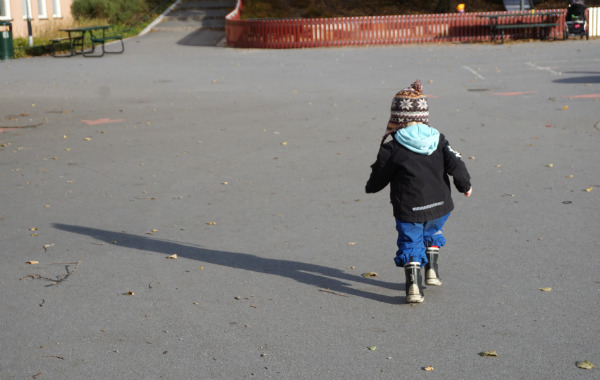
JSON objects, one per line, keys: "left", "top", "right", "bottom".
{"left": 394, "top": 213, "right": 450, "bottom": 267}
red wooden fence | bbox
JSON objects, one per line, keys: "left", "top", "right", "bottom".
{"left": 225, "top": 0, "right": 567, "bottom": 48}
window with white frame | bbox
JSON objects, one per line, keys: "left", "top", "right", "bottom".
{"left": 22, "top": 0, "right": 31, "bottom": 19}
{"left": 0, "top": 0, "right": 11, "bottom": 19}
{"left": 52, "top": 0, "right": 61, "bottom": 18}
{"left": 37, "top": 0, "right": 47, "bottom": 19}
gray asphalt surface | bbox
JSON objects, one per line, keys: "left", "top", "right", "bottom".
{"left": 1, "top": 26, "right": 599, "bottom": 380}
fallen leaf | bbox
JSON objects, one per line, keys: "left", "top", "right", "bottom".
{"left": 585, "top": 187, "right": 593, "bottom": 192}
{"left": 27, "top": 260, "right": 40, "bottom": 265}
{"left": 347, "top": 242, "right": 357, "bottom": 245}
{"left": 546, "top": 163, "right": 554, "bottom": 168}
{"left": 347, "top": 266, "right": 356, "bottom": 269}
{"left": 281, "top": 141, "right": 288, "bottom": 146}
{"left": 367, "top": 345, "right": 377, "bottom": 351}
{"left": 167, "top": 254, "right": 178, "bottom": 259}
{"left": 207, "top": 222, "right": 216, "bottom": 225}
{"left": 221, "top": 182, "right": 229, "bottom": 185}
{"left": 125, "top": 291, "right": 134, "bottom": 296}
{"left": 539, "top": 287, "right": 552, "bottom": 292}
{"left": 495, "top": 164, "right": 502, "bottom": 168}
{"left": 423, "top": 366, "right": 434, "bottom": 371}
{"left": 562, "top": 105, "right": 568, "bottom": 110}
{"left": 84, "top": 137, "right": 92, "bottom": 141}
{"left": 29, "top": 227, "right": 38, "bottom": 231}
{"left": 566, "top": 175, "right": 574, "bottom": 178}
{"left": 361, "top": 272, "right": 378, "bottom": 278}
{"left": 480, "top": 350, "right": 498, "bottom": 357}
{"left": 576, "top": 360, "right": 595, "bottom": 369}
{"left": 468, "top": 156, "right": 476, "bottom": 160}
{"left": 43, "top": 244, "right": 54, "bottom": 252}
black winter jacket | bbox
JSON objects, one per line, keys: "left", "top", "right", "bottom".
{"left": 365, "top": 133, "right": 471, "bottom": 223}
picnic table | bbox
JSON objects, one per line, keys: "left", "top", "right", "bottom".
{"left": 51, "top": 25, "right": 124, "bottom": 57}
{"left": 480, "top": 11, "right": 563, "bottom": 43}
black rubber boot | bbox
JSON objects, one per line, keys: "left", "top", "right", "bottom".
{"left": 425, "top": 246, "right": 442, "bottom": 286}
{"left": 404, "top": 262, "right": 424, "bottom": 303}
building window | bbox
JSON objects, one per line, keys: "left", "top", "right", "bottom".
{"left": 52, "top": 0, "right": 61, "bottom": 18}
{"left": 22, "top": 0, "right": 31, "bottom": 19}
{"left": 0, "top": 0, "right": 11, "bottom": 20}
{"left": 37, "top": 0, "right": 47, "bottom": 19}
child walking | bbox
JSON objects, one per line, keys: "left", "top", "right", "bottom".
{"left": 366, "top": 80, "right": 472, "bottom": 303}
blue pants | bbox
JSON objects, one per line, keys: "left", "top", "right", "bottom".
{"left": 394, "top": 213, "right": 450, "bottom": 267}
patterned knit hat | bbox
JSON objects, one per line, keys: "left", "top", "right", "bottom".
{"left": 387, "top": 80, "right": 429, "bottom": 131}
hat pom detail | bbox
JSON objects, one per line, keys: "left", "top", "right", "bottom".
{"left": 411, "top": 80, "right": 423, "bottom": 94}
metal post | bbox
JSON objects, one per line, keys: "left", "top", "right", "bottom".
{"left": 25, "top": 0, "right": 33, "bottom": 47}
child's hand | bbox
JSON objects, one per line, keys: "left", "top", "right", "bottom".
{"left": 464, "top": 187, "right": 472, "bottom": 197}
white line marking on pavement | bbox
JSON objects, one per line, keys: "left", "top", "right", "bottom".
{"left": 526, "top": 62, "right": 559, "bottom": 76}
{"left": 463, "top": 66, "right": 485, "bottom": 80}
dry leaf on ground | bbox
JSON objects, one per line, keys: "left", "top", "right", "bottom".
{"left": 480, "top": 350, "right": 498, "bottom": 357}
{"left": 539, "top": 287, "right": 552, "bottom": 291}
{"left": 423, "top": 366, "right": 434, "bottom": 371}
{"left": 576, "top": 360, "right": 595, "bottom": 369}
{"left": 167, "top": 254, "right": 178, "bottom": 259}
{"left": 361, "top": 272, "right": 378, "bottom": 278}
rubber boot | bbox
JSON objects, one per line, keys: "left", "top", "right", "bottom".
{"left": 404, "top": 262, "right": 424, "bottom": 303}
{"left": 425, "top": 246, "right": 442, "bottom": 286}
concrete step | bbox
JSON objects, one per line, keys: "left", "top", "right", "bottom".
{"left": 153, "top": 18, "right": 227, "bottom": 31}
{"left": 153, "top": 0, "right": 234, "bottom": 32}
{"left": 174, "top": 1, "right": 237, "bottom": 10}
{"left": 164, "top": 9, "right": 231, "bottom": 20}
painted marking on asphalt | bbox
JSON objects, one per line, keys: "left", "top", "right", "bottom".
{"left": 492, "top": 91, "right": 536, "bottom": 96}
{"left": 563, "top": 94, "right": 600, "bottom": 98}
{"left": 526, "top": 62, "right": 559, "bottom": 76}
{"left": 463, "top": 66, "right": 485, "bottom": 80}
{"left": 80, "top": 118, "right": 126, "bottom": 126}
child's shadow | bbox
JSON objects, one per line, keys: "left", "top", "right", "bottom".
{"left": 53, "top": 224, "right": 403, "bottom": 304}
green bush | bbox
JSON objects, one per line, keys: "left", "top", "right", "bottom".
{"left": 72, "top": 0, "right": 156, "bottom": 24}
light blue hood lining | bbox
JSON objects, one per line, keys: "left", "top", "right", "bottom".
{"left": 394, "top": 123, "right": 440, "bottom": 155}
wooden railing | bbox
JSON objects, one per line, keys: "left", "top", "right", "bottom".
{"left": 226, "top": 1, "right": 568, "bottom": 48}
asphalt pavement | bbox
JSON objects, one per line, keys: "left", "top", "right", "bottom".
{"left": 1, "top": 20, "right": 599, "bottom": 380}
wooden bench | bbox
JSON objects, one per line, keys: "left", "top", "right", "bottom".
{"left": 50, "top": 36, "right": 83, "bottom": 57}
{"left": 480, "top": 11, "right": 563, "bottom": 43}
{"left": 83, "top": 34, "right": 124, "bottom": 57}
{"left": 493, "top": 22, "right": 559, "bottom": 43}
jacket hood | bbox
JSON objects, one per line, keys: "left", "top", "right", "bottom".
{"left": 394, "top": 123, "right": 440, "bottom": 155}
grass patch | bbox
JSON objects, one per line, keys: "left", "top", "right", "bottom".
{"left": 241, "top": 0, "right": 600, "bottom": 19}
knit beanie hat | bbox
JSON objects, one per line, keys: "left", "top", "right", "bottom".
{"left": 387, "top": 80, "right": 429, "bottom": 131}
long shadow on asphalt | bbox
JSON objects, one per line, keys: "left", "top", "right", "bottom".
{"left": 53, "top": 223, "right": 403, "bottom": 304}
